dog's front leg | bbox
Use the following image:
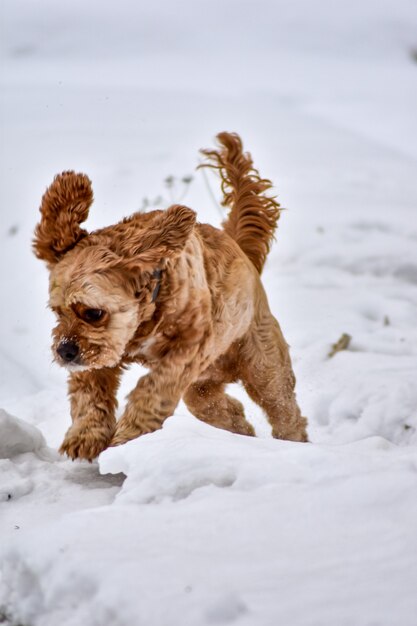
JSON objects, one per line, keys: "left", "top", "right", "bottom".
{"left": 111, "top": 357, "right": 200, "bottom": 446}
{"left": 60, "top": 366, "right": 121, "bottom": 461}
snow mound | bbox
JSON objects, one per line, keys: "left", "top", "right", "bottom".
{"left": 99, "top": 415, "right": 416, "bottom": 504}
{"left": 0, "top": 408, "right": 46, "bottom": 458}
{"left": 2, "top": 415, "right": 416, "bottom": 626}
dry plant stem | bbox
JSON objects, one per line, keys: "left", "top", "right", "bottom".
{"left": 328, "top": 333, "right": 351, "bottom": 358}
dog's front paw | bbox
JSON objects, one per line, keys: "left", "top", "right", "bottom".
{"left": 110, "top": 421, "right": 148, "bottom": 447}
{"left": 60, "top": 422, "right": 114, "bottom": 461}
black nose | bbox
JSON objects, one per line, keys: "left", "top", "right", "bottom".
{"left": 57, "top": 341, "right": 79, "bottom": 362}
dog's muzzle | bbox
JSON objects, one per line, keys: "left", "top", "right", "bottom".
{"left": 56, "top": 340, "right": 80, "bottom": 363}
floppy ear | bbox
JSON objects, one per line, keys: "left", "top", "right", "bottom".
{"left": 117, "top": 204, "right": 197, "bottom": 266}
{"left": 33, "top": 171, "right": 93, "bottom": 267}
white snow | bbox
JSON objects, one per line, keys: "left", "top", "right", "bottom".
{"left": 0, "top": 410, "right": 45, "bottom": 460}
{"left": 1, "top": 0, "right": 417, "bottom": 624}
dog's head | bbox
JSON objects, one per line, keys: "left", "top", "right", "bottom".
{"left": 33, "top": 171, "right": 196, "bottom": 370}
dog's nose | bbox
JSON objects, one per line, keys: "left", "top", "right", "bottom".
{"left": 57, "top": 341, "right": 79, "bottom": 362}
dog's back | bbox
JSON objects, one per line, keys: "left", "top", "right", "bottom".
{"left": 200, "top": 132, "right": 281, "bottom": 274}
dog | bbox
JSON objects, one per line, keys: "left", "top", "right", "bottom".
{"left": 33, "top": 132, "right": 308, "bottom": 460}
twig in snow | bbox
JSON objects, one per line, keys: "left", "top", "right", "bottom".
{"left": 328, "top": 333, "right": 351, "bottom": 358}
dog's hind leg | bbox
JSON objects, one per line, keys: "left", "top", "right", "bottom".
{"left": 238, "top": 315, "right": 308, "bottom": 442}
{"left": 183, "top": 381, "right": 255, "bottom": 436}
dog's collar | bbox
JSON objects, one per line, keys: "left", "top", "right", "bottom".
{"left": 152, "top": 269, "right": 163, "bottom": 303}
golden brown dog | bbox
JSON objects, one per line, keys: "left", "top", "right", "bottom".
{"left": 33, "top": 132, "right": 308, "bottom": 460}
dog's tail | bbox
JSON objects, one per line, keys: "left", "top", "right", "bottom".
{"left": 200, "top": 132, "right": 281, "bottom": 274}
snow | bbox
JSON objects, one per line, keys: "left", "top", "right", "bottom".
{"left": 2, "top": 416, "right": 417, "bottom": 625}
{"left": 0, "top": 410, "right": 45, "bottom": 459}
{"left": 1, "top": 0, "right": 417, "bottom": 624}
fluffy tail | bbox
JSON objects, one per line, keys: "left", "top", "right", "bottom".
{"left": 200, "top": 132, "right": 281, "bottom": 274}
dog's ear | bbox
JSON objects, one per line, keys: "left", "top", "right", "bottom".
{"left": 33, "top": 171, "right": 93, "bottom": 267}
{"left": 117, "top": 204, "right": 197, "bottom": 266}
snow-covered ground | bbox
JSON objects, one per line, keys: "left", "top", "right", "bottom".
{"left": 1, "top": 1, "right": 417, "bottom": 624}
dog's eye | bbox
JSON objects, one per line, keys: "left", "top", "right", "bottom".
{"left": 72, "top": 303, "right": 108, "bottom": 325}
{"left": 82, "top": 309, "right": 105, "bottom": 323}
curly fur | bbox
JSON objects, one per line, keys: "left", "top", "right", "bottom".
{"left": 33, "top": 132, "right": 307, "bottom": 461}
{"left": 33, "top": 171, "right": 93, "bottom": 267}
{"left": 200, "top": 132, "right": 281, "bottom": 273}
